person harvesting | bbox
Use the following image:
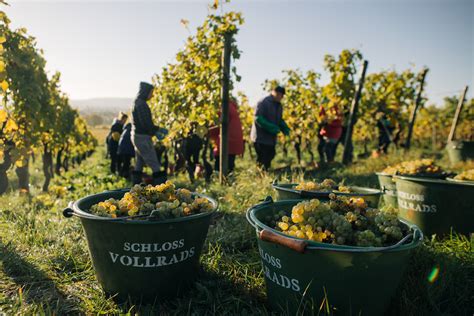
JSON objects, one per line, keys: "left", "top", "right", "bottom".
{"left": 317, "top": 105, "right": 343, "bottom": 164}
{"left": 130, "top": 82, "right": 168, "bottom": 185}
{"left": 250, "top": 86, "right": 290, "bottom": 170}
{"left": 106, "top": 112, "right": 128, "bottom": 174}
{"left": 209, "top": 98, "right": 244, "bottom": 173}
{"left": 117, "top": 122, "right": 134, "bottom": 178}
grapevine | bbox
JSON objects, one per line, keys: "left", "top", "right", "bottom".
{"left": 150, "top": 11, "right": 244, "bottom": 144}
{"left": 0, "top": 6, "right": 96, "bottom": 193}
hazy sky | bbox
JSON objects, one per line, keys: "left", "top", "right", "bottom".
{"left": 5, "top": 0, "right": 473, "bottom": 106}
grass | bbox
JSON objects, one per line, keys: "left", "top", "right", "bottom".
{"left": 0, "top": 145, "right": 473, "bottom": 315}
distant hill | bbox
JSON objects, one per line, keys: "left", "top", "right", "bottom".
{"left": 71, "top": 98, "right": 134, "bottom": 126}
{"left": 71, "top": 98, "right": 133, "bottom": 114}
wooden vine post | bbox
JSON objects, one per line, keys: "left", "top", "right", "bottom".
{"left": 404, "top": 68, "right": 428, "bottom": 150}
{"left": 447, "top": 85, "right": 468, "bottom": 143}
{"left": 342, "top": 60, "right": 369, "bottom": 165}
{"left": 219, "top": 32, "right": 232, "bottom": 184}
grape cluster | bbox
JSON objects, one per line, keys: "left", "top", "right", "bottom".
{"left": 382, "top": 159, "right": 444, "bottom": 176}
{"left": 294, "top": 178, "right": 351, "bottom": 193}
{"left": 272, "top": 195, "right": 408, "bottom": 247}
{"left": 453, "top": 169, "right": 474, "bottom": 181}
{"left": 90, "top": 181, "right": 213, "bottom": 219}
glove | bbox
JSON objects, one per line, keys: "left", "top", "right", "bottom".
{"left": 279, "top": 120, "right": 290, "bottom": 136}
{"left": 256, "top": 116, "right": 280, "bottom": 135}
{"left": 268, "top": 124, "right": 280, "bottom": 135}
{"left": 158, "top": 127, "right": 169, "bottom": 136}
{"left": 155, "top": 128, "right": 169, "bottom": 141}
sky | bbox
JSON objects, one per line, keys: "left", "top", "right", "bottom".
{"left": 5, "top": 0, "right": 473, "bottom": 106}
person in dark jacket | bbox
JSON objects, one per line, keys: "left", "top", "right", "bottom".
{"left": 377, "top": 112, "right": 394, "bottom": 154}
{"left": 131, "top": 82, "right": 168, "bottom": 185}
{"left": 250, "top": 86, "right": 290, "bottom": 170}
{"left": 117, "top": 123, "right": 134, "bottom": 178}
{"left": 107, "top": 112, "right": 128, "bottom": 174}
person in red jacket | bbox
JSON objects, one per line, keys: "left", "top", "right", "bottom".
{"left": 317, "top": 105, "right": 343, "bottom": 163}
{"left": 209, "top": 99, "right": 244, "bottom": 172}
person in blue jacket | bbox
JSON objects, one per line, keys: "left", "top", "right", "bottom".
{"left": 117, "top": 122, "right": 135, "bottom": 178}
{"left": 106, "top": 112, "right": 128, "bottom": 174}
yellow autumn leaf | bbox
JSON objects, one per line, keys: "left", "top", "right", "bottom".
{"left": 1, "top": 80, "right": 8, "bottom": 91}
{"left": 0, "top": 36, "right": 5, "bottom": 44}
{"left": 5, "top": 118, "right": 18, "bottom": 132}
{"left": 0, "top": 61, "right": 4, "bottom": 72}
{"left": 15, "top": 159, "right": 25, "bottom": 168}
{"left": 0, "top": 109, "right": 6, "bottom": 123}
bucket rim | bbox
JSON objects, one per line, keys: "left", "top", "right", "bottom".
{"left": 247, "top": 198, "right": 423, "bottom": 253}
{"left": 377, "top": 172, "right": 447, "bottom": 179}
{"left": 394, "top": 175, "right": 474, "bottom": 187}
{"left": 445, "top": 177, "right": 474, "bottom": 185}
{"left": 70, "top": 188, "right": 219, "bottom": 224}
{"left": 272, "top": 183, "right": 382, "bottom": 197}
{"left": 375, "top": 172, "right": 393, "bottom": 177}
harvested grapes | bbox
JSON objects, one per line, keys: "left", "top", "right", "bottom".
{"left": 271, "top": 194, "right": 409, "bottom": 247}
{"left": 382, "top": 159, "right": 444, "bottom": 177}
{"left": 295, "top": 178, "right": 351, "bottom": 193}
{"left": 453, "top": 169, "right": 474, "bottom": 181}
{"left": 90, "top": 181, "right": 214, "bottom": 219}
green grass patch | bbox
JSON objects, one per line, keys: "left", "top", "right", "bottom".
{"left": 0, "top": 147, "right": 472, "bottom": 315}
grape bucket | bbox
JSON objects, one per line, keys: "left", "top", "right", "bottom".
{"left": 446, "top": 140, "right": 474, "bottom": 164}
{"left": 272, "top": 182, "right": 381, "bottom": 208}
{"left": 246, "top": 197, "right": 422, "bottom": 315}
{"left": 376, "top": 172, "right": 398, "bottom": 207}
{"left": 394, "top": 175, "right": 474, "bottom": 236}
{"left": 63, "top": 188, "right": 218, "bottom": 301}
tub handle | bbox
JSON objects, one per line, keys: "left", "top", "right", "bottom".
{"left": 259, "top": 229, "right": 308, "bottom": 253}
{"left": 63, "top": 202, "right": 76, "bottom": 218}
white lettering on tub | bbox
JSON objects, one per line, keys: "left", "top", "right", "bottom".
{"left": 263, "top": 264, "right": 301, "bottom": 292}
{"left": 398, "top": 191, "right": 437, "bottom": 213}
{"left": 122, "top": 239, "right": 185, "bottom": 253}
{"left": 258, "top": 247, "right": 301, "bottom": 292}
{"left": 108, "top": 247, "right": 195, "bottom": 268}
{"left": 107, "top": 240, "right": 194, "bottom": 268}
{"left": 259, "top": 247, "right": 282, "bottom": 269}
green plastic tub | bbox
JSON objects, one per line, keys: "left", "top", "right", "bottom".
{"left": 446, "top": 140, "right": 474, "bottom": 164}
{"left": 63, "top": 188, "right": 218, "bottom": 302}
{"left": 376, "top": 172, "right": 448, "bottom": 208}
{"left": 272, "top": 182, "right": 381, "bottom": 208}
{"left": 376, "top": 173, "right": 398, "bottom": 207}
{"left": 394, "top": 175, "right": 474, "bottom": 236}
{"left": 246, "top": 197, "right": 423, "bottom": 315}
